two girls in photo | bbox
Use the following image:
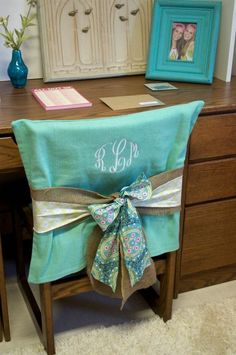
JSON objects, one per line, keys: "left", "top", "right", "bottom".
{"left": 169, "top": 22, "right": 196, "bottom": 61}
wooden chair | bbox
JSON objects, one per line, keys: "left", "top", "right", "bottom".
{"left": 12, "top": 101, "right": 203, "bottom": 355}
{"left": 0, "top": 136, "right": 27, "bottom": 343}
{"left": 0, "top": 181, "right": 14, "bottom": 343}
{"left": 0, "top": 232, "right": 10, "bottom": 342}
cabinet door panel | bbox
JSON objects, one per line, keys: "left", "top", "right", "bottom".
{"left": 186, "top": 158, "right": 236, "bottom": 204}
{"left": 57, "top": 0, "right": 76, "bottom": 66}
{"left": 189, "top": 114, "right": 236, "bottom": 161}
{"left": 181, "top": 199, "right": 236, "bottom": 276}
{"left": 103, "top": 1, "right": 129, "bottom": 66}
{"left": 75, "top": 0, "right": 103, "bottom": 67}
{"left": 128, "top": 0, "right": 152, "bottom": 68}
{"left": 55, "top": 0, "right": 103, "bottom": 67}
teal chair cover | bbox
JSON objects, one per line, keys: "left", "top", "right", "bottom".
{"left": 12, "top": 101, "right": 204, "bottom": 284}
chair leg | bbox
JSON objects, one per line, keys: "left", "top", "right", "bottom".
{"left": 139, "top": 252, "right": 176, "bottom": 321}
{"left": 13, "top": 208, "right": 55, "bottom": 354}
{"left": 158, "top": 252, "right": 176, "bottom": 321}
{"left": 0, "top": 317, "right": 3, "bottom": 342}
{"left": 13, "top": 208, "right": 28, "bottom": 281}
{"left": 0, "top": 234, "right": 11, "bottom": 341}
{"left": 40, "top": 283, "right": 55, "bottom": 355}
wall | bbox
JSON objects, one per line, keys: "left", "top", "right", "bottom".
{"left": 0, "top": 0, "right": 235, "bottom": 82}
{"left": 0, "top": 0, "right": 42, "bottom": 80}
{"left": 214, "top": 0, "right": 236, "bottom": 81}
{"left": 233, "top": 45, "right": 236, "bottom": 75}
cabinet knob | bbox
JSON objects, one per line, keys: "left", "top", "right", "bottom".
{"left": 68, "top": 9, "right": 78, "bottom": 17}
{"left": 115, "top": 4, "right": 125, "bottom": 9}
{"left": 119, "top": 16, "right": 128, "bottom": 22}
{"left": 82, "top": 26, "right": 90, "bottom": 33}
{"left": 130, "top": 9, "right": 139, "bottom": 15}
{"left": 84, "top": 8, "right": 92, "bottom": 15}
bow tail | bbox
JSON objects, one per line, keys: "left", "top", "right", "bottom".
{"left": 119, "top": 245, "right": 157, "bottom": 307}
{"left": 119, "top": 200, "right": 152, "bottom": 285}
{"left": 90, "top": 220, "right": 120, "bottom": 292}
{"left": 87, "top": 222, "right": 157, "bottom": 304}
{"left": 120, "top": 226, "right": 152, "bottom": 287}
{"left": 89, "top": 199, "right": 157, "bottom": 303}
{"left": 119, "top": 201, "right": 157, "bottom": 304}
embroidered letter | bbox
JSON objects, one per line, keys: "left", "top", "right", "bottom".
{"left": 126, "top": 142, "right": 139, "bottom": 167}
{"left": 95, "top": 145, "right": 107, "bottom": 171}
{"left": 110, "top": 139, "right": 127, "bottom": 173}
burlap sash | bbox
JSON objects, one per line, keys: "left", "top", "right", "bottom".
{"left": 30, "top": 168, "right": 183, "bottom": 304}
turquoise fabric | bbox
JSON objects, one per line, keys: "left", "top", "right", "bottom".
{"left": 12, "top": 100, "right": 204, "bottom": 283}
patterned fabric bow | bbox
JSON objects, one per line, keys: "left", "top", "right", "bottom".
{"left": 88, "top": 173, "right": 153, "bottom": 292}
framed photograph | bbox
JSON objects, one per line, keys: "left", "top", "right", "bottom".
{"left": 145, "top": 0, "right": 222, "bottom": 84}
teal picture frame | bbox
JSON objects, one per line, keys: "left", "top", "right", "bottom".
{"left": 146, "top": 0, "right": 222, "bottom": 84}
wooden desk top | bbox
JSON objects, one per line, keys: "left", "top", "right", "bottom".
{"left": 1, "top": 75, "right": 236, "bottom": 136}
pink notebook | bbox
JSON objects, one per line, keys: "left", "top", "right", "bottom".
{"left": 32, "top": 86, "right": 92, "bottom": 110}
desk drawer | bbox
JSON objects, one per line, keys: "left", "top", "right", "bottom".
{"left": 181, "top": 198, "right": 236, "bottom": 276}
{"left": 186, "top": 158, "right": 236, "bottom": 204}
{"left": 189, "top": 114, "right": 236, "bottom": 161}
{"left": 0, "top": 138, "right": 22, "bottom": 172}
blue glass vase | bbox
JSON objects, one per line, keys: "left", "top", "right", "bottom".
{"left": 7, "top": 49, "right": 28, "bottom": 88}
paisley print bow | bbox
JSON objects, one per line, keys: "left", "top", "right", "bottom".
{"left": 88, "top": 174, "right": 153, "bottom": 292}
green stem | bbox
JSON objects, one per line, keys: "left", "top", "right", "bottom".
{"left": 0, "top": 2, "right": 35, "bottom": 50}
{"left": 25, "top": 4, "right": 32, "bottom": 20}
{"left": 2, "top": 22, "right": 17, "bottom": 48}
{"left": 16, "top": 4, "right": 33, "bottom": 49}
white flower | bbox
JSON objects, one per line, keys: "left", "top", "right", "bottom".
{"left": 27, "top": 0, "right": 37, "bottom": 6}
{"left": 0, "top": 17, "right": 8, "bottom": 26}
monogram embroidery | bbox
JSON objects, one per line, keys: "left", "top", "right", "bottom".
{"left": 95, "top": 139, "right": 139, "bottom": 173}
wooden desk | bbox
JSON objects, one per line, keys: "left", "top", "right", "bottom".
{"left": 1, "top": 75, "right": 236, "bottom": 293}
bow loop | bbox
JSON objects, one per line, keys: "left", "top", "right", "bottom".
{"left": 120, "top": 173, "right": 152, "bottom": 200}
{"left": 88, "top": 198, "right": 125, "bottom": 232}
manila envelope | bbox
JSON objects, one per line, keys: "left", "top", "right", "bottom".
{"left": 100, "top": 94, "right": 165, "bottom": 110}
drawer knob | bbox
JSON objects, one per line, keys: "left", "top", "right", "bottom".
{"left": 82, "top": 26, "right": 90, "bottom": 33}
{"left": 115, "top": 3, "right": 125, "bottom": 9}
{"left": 130, "top": 9, "right": 139, "bottom": 15}
{"left": 119, "top": 16, "right": 128, "bottom": 21}
{"left": 84, "top": 8, "right": 92, "bottom": 15}
{"left": 68, "top": 9, "right": 78, "bottom": 16}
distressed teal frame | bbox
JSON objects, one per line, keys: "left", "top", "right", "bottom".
{"left": 146, "top": 0, "right": 221, "bottom": 84}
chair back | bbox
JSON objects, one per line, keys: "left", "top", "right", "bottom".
{"left": 12, "top": 101, "right": 204, "bottom": 285}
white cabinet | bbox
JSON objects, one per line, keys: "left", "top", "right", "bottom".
{"left": 38, "top": 0, "right": 153, "bottom": 81}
